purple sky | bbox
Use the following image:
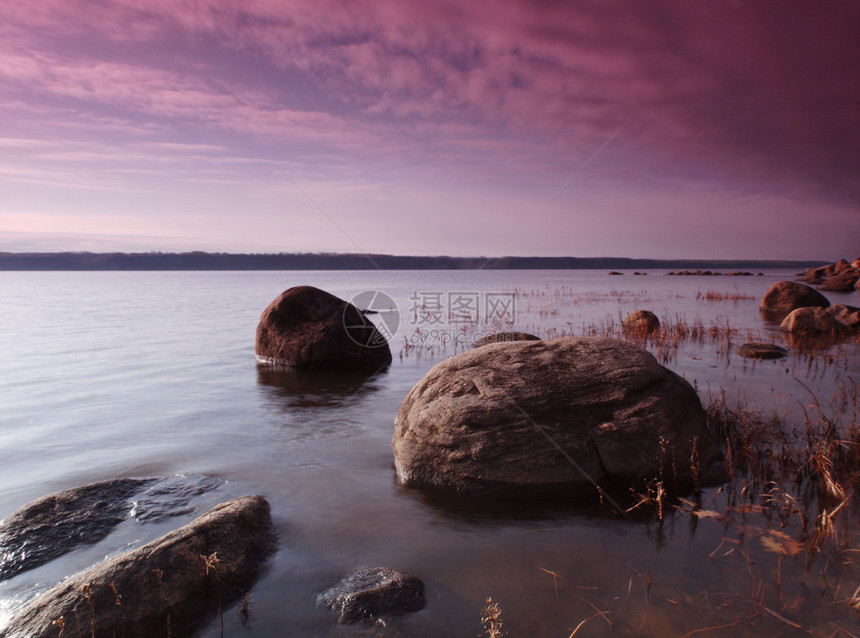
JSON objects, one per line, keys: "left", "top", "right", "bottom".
{"left": 2, "top": 1, "right": 858, "bottom": 259}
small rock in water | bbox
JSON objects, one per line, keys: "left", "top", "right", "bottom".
{"left": 737, "top": 343, "right": 788, "bottom": 360}
{"left": 622, "top": 310, "right": 660, "bottom": 335}
{"left": 317, "top": 567, "right": 425, "bottom": 624}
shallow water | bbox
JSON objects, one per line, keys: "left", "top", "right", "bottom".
{"left": 0, "top": 269, "right": 858, "bottom": 637}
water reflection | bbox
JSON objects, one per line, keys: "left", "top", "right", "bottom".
{"left": 398, "top": 481, "right": 642, "bottom": 525}
{"left": 256, "top": 365, "right": 384, "bottom": 409}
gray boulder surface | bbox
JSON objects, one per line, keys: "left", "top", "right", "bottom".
{"left": 393, "top": 337, "right": 725, "bottom": 499}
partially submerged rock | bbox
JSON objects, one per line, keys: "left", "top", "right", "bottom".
{"left": 317, "top": 567, "right": 425, "bottom": 624}
{"left": 779, "top": 307, "right": 851, "bottom": 336}
{"left": 0, "top": 478, "right": 152, "bottom": 581}
{"left": 393, "top": 337, "right": 725, "bottom": 499}
{"left": 255, "top": 286, "right": 392, "bottom": 371}
{"left": 622, "top": 310, "right": 660, "bottom": 335}
{"left": 821, "top": 268, "right": 859, "bottom": 292}
{"left": 737, "top": 343, "right": 788, "bottom": 360}
{"left": 0, "top": 476, "right": 224, "bottom": 582}
{"left": 2, "top": 495, "right": 276, "bottom": 638}
{"left": 473, "top": 331, "right": 540, "bottom": 347}
{"left": 760, "top": 281, "right": 829, "bottom": 316}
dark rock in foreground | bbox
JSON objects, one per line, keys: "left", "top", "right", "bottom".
{"left": 622, "top": 310, "right": 660, "bottom": 335}
{"left": 255, "top": 286, "right": 392, "bottom": 372}
{"left": 760, "top": 281, "right": 829, "bottom": 316}
{"left": 0, "top": 476, "right": 224, "bottom": 582}
{"left": 0, "top": 478, "right": 152, "bottom": 581}
{"left": 1, "top": 495, "right": 276, "bottom": 638}
{"left": 317, "top": 567, "right": 425, "bottom": 624}
{"left": 473, "top": 331, "right": 540, "bottom": 347}
{"left": 737, "top": 343, "right": 788, "bottom": 360}
{"left": 393, "top": 337, "right": 725, "bottom": 499}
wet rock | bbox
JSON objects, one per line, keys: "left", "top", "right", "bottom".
{"left": 622, "top": 310, "right": 660, "bottom": 334}
{"left": 473, "top": 332, "right": 540, "bottom": 347}
{"left": 821, "top": 268, "right": 859, "bottom": 292}
{"left": 317, "top": 567, "right": 425, "bottom": 624}
{"left": 255, "top": 286, "right": 392, "bottom": 372}
{"left": 0, "top": 478, "right": 152, "bottom": 581}
{"left": 737, "top": 343, "right": 788, "bottom": 360}
{"left": 393, "top": 337, "right": 725, "bottom": 499}
{"left": 1, "top": 496, "right": 276, "bottom": 638}
{"left": 0, "top": 476, "right": 224, "bottom": 582}
{"left": 759, "top": 281, "right": 829, "bottom": 316}
{"left": 131, "top": 475, "right": 224, "bottom": 523}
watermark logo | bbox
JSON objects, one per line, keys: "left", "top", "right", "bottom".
{"left": 345, "top": 290, "right": 517, "bottom": 348}
{"left": 345, "top": 290, "right": 400, "bottom": 348}
{"left": 408, "top": 291, "right": 516, "bottom": 325}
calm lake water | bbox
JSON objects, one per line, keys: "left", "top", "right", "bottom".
{"left": 0, "top": 270, "right": 858, "bottom": 637}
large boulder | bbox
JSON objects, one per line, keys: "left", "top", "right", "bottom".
{"left": 255, "top": 286, "right": 392, "bottom": 371}
{"left": 317, "top": 567, "right": 425, "bottom": 624}
{"left": 393, "top": 337, "right": 725, "bottom": 498}
{"left": 1, "top": 495, "right": 276, "bottom": 638}
{"left": 779, "top": 307, "right": 849, "bottom": 336}
{"left": 760, "top": 281, "right": 829, "bottom": 316}
{"left": 622, "top": 310, "right": 660, "bottom": 335}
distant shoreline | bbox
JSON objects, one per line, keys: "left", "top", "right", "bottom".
{"left": 0, "top": 251, "right": 825, "bottom": 271}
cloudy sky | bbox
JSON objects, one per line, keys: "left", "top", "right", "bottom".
{"left": 1, "top": 0, "right": 858, "bottom": 259}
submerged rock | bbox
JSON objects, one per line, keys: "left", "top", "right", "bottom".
{"left": 1, "top": 495, "right": 276, "bottom": 638}
{"left": 622, "top": 310, "right": 660, "bottom": 335}
{"left": 0, "top": 476, "right": 224, "bottom": 582}
{"left": 393, "top": 337, "right": 725, "bottom": 499}
{"left": 0, "top": 478, "right": 152, "bottom": 581}
{"left": 473, "top": 331, "right": 540, "bottom": 347}
{"left": 759, "top": 281, "right": 829, "bottom": 316}
{"left": 255, "top": 286, "right": 392, "bottom": 372}
{"left": 317, "top": 567, "right": 425, "bottom": 623}
{"left": 737, "top": 343, "right": 788, "bottom": 360}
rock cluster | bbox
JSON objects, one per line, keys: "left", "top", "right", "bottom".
{"left": 799, "top": 257, "right": 860, "bottom": 292}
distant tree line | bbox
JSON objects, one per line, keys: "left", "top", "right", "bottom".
{"left": 0, "top": 251, "right": 825, "bottom": 271}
